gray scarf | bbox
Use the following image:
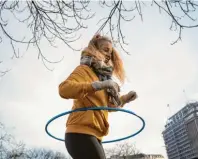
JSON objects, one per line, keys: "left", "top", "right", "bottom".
{"left": 80, "top": 55, "right": 121, "bottom": 106}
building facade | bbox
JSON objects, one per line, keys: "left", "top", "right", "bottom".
{"left": 162, "top": 102, "right": 198, "bottom": 159}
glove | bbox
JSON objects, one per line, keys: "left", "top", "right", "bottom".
{"left": 121, "top": 91, "right": 138, "bottom": 105}
{"left": 91, "top": 80, "right": 120, "bottom": 94}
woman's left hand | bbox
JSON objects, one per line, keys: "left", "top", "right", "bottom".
{"left": 122, "top": 91, "right": 138, "bottom": 104}
{"left": 108, "top": 91, "right": 138, "bottom": 108}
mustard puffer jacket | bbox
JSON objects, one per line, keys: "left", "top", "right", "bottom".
{"left": 59, "top": 64, "right": 125, "bottom": 141}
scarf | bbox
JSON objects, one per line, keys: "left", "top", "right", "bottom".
{"left": 80, "top": 46, "right": 121, "bottom": 107}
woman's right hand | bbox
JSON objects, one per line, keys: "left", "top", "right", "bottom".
{"left": 92, "top": 80, "right": 120, "bottom": 94}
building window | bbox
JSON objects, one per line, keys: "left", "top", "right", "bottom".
{"left": 185, "top": 114, "right": 194, "bottom": 121}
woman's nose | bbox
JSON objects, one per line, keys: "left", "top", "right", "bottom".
{"left": 105, "top": 55, "right": 111, "bottom": 63}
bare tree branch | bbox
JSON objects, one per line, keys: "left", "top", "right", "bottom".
{"left": 0, "top": 0, "right": 93, "bottom": 72}
{"left": 1, "top": 0, "right": 198, "bottom": 76}
{"left": 96, "top": 1, "right": 140, "bottom": 54}
{"left": 153, "top": 0, "right": 198, "bottom": 44}
{"left": 0, "top": 61, "right": 11, "bottom": 77}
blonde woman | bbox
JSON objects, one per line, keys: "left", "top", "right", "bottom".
{"left": 59, "top": 34, "right": 137, "bottom": 159}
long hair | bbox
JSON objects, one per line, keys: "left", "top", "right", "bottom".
{"left": 111, "top": 47, "right": 125, "bottom": 84}
{"left": 83, "top": 34, "right": 125, "bottom": 83}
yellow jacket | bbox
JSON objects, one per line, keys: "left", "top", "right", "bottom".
{"left": 59, "top": 64, "right": 124, "bottom": 140}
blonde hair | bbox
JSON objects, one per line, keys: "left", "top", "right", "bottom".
{"left": 83, "top": 34, "right": 125, "bottom": 83}
{"left": 111, "top": 47, "right": 125, "bottom": 83}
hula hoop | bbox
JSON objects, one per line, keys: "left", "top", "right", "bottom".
{"left": 45, "top": 107, "right": 145, "bottom": 144}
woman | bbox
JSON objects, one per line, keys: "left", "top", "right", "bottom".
{"left": 59, "top": 34, "right": 138, "bottom": 159}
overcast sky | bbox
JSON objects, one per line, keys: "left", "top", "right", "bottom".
{"left": 0, "top": 2, "right": 198, "bottom": 159}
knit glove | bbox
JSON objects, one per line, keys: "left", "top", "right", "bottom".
{"left": 91, "top": 80, "right": 120, "bottom": 94}
{"left": 121, "top": 91, "right": 138, "bottom": 105}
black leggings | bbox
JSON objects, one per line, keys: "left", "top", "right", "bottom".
{"left": 65, "top": 133, "right": 106, "bottom": 159}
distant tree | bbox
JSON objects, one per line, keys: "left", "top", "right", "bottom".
{"left": 0, "top": 123, "right": 70, "bottom": 159}
{"left": 25, "top": 148, "right": 69, "bottom": 159}
{"left": 105, "top": 142, "right": 140, "bottom": 158}
{"left": 0, "top": 122, "right": 25, "bottom": 159}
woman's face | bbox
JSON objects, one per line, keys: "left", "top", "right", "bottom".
{"left": 97, "top": 40, "right": 113, "bottom": 64}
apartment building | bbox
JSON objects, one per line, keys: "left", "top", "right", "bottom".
{"left": 162, "top": 102, "right": 198, "bottom": 159}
